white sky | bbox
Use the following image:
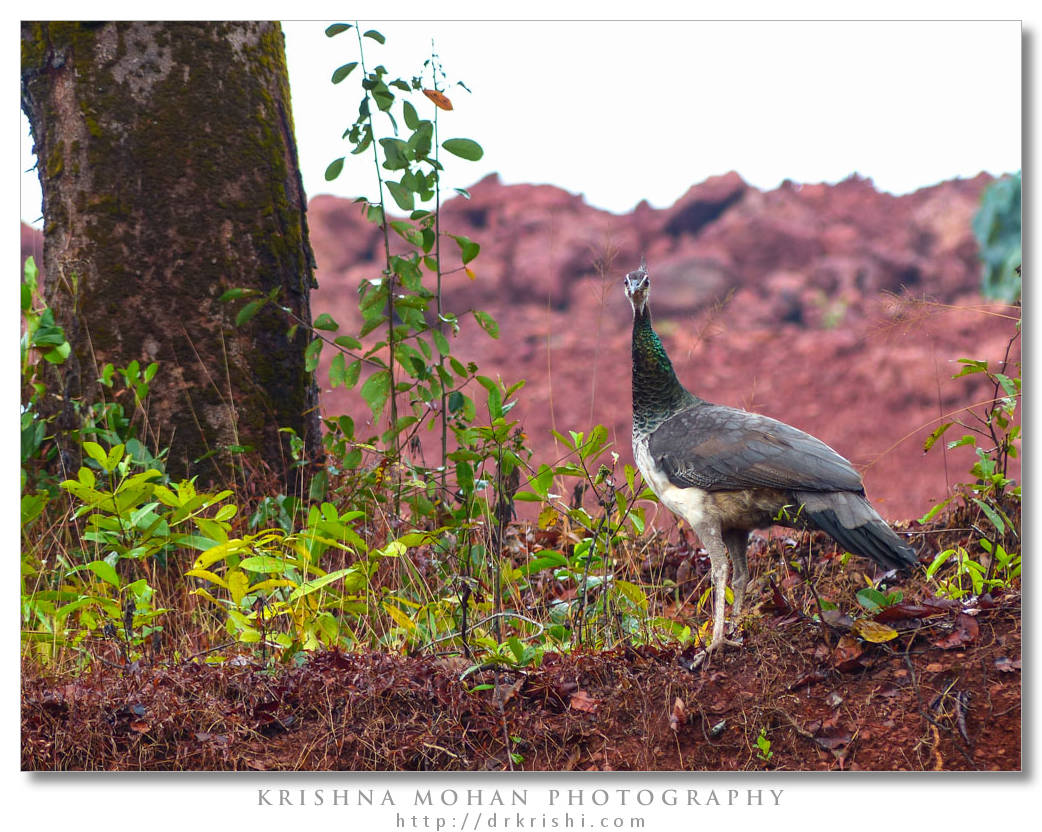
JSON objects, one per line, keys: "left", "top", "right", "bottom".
{"left": 19, "top": 19, "right": 1020, "bottom": 225}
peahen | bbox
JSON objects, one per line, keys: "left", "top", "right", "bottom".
{"left": 624, "top": 258, "right": 918, "bottom": 659}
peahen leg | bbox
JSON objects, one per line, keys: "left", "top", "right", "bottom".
{"left": 724, "top": 529, "right": 751, "bottom": 630}
{"left": 697, "top": 523, "right": 743, "bottom": 654}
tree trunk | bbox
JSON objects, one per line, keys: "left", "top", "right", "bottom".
{"left": 21, "top": 21, "right": 321, "bottom": 488}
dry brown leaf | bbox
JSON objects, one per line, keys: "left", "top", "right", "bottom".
{"left": 932, "top": 612, "right": 980, "bottom": 650}
{"left": 423, "top": 89, "right": 453, "bottom": 110}
{"left": 832, "top": 636, "right": 864, "bottom": 671}
{"left": 569, "top": 689, "right": 598, "bottom": 713}
{"left": 669, "top": 697, "right": 687, "bottom": 732}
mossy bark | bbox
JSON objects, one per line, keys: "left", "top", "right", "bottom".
{"left": 21, "top": 21, "right": 321, "bottom": 487}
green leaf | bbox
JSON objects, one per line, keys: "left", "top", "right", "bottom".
{"left": 360, "top": 370, "right": 392, "bottom": 419}
{"left": 105, "top": 444, "right": 125, "bottom": 472}
{"left": 442, "top": 138, "right": 484, "bottom": 161}
{"left": 352, "top": 129, "right": 373, "bottom": 156}
{"left": 289, "top": 566, "right": 366, "bottom": 600}
{"left": 919, "top": 496, "right": 952, "bottom": 525}
{"left": 331, "top": 62, "right": 358, "bottom": 84}
{"left": 24, "top": 255, "right": 38, "bottom": 284}
{"left": 313, "top": 312, "right": 339, "bottom": 331}
{"left": 390, "top": 220, "right": 423, "bottom": 247}
{"left": 218, "top": 287, "right": 256, "bottom": 302}
{"left": 304, "top": 338, "right": 323, "bottom": 372}
{"left": 615, "top": 580, "right": 650, "bottom": 611}
{"left": 343, "top": 359, "right": 361, "bottom": 389}
{"left": 372, "top": 84, "right": 395, "bottom": 112}
{"left": 385, "top": 180, "right": 415, "bottom": 211}
{"left": 239, "top": 555, "right": 293, "bottom": 575}
{"left": 953, "top": 358, "right": 988, "bottom": 378}
{"left": 82, "top": 441, "right": 109, "bottom": 469}
{"left": 213, "top": 504, "right": 237, "bottom": 523}
{"left": 518, "top": 550, "right": 568, "bottom": 576}
{"left": 432, "top": 329, "right": 451, "bottom": 356}
{"left": 855, "top": 587, "right": 889, "bottom": 611}
{"left": 363, "top": 29, "right": 386, "bottom": 44}
{"left": 43, "top": 342, "right": 71, "bottom": 364}
{"left": 21, "top": 492, "right": 48, "bottom": 527}
{"left": 402, "top": 100, "right": 420, "bottom": 130}
{"left": 329, "top": 353, "right": 348, "bottom": 388}
{"left": 452, "top": 235, "right": 480, "bottom": 264}
{"left": 994, "top": 373, "right": 1019, "bottom": 398}
{"left": 325, "top": 157, "right": 345, "bottom": 181}
{"left": 325, "top": 23, "right": 352, "bottom": 37}
{"left": 235, "top": 299, "right": 266, "bottom": 327}
{"left": 334, "top": 335, "right": 362, "bottom": 350}
{"left": 380, "top": 137, "right": 411, "bottom": 171}
{"left": 472, "top": 309, "right": 499, "bottom": 338}
{"left": 923, "top": 422, "right": 953, "bottom": 453}
{"left": 85, "top": 559, "right": 121, "bottom": 588}
{"left": 971, "top": 498, "right": 1006, "bottom": 535}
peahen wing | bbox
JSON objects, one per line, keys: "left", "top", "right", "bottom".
{"left": 647, "top": 403, "right": 866, "bottom": 494}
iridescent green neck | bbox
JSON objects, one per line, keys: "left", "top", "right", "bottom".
{"left": 631, "top": 306, "right": 698, "bottom": 435}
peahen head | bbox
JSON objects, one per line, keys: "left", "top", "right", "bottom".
{"left": 623, "top": 257, "right": 650, "bottom": 318}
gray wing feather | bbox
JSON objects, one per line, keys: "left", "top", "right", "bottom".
{"left": 648, "top": 403, "right": 865, "bottom": 494}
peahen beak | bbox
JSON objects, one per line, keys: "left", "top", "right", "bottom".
{"left": 624, "top": 261, "right": 650, "bottom": 314}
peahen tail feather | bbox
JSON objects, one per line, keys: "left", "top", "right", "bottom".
{"left": 796, "top": 490, "right": 919, "bottom": 573}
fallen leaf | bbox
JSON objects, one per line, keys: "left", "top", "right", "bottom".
{"left": 821, "top": 608, "right": 854, "bottom": 629}
{"left": 853, "top": 618, "right": 899, "bottom": 643}
{"left": 788, "top": 670, "right": 827, "bottom": 691}
{"left": 977, "top": 593, "right": 1001, "bottom": 609}
{"left": 669, "top": 697, "right": 687, "bottom": 732}
{"left": 874, "top": 601, "right": 954, "bottom": 623}
{"left": 813, "top": 726, "right": 852, "bottom": 751}
{"left": 994, "top": 656, "right": 1021, "bottom": 673}
{"left": 494, "top": 677, "right": 525, "bottom": 707}
{"left": 932, "top": 612, "right": 980, "bottom": 650}
{"left": 832, "top": 636, "right": 864, "bottom": 672}
{"left": 569, "top": 689, "right": 598, "bottom": 713}
{"left": 766, "top": 578, "right": 792, "bottom": 614}
{"left": 433, "top": 656, "right": 471, "bottom": 676}
{"left": 676, "top": 558, "right": 692, "bottom": 587}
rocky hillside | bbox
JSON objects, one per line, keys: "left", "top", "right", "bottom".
{"left": 23, "top": 170, "right": 1020, "bottom": 522}
{"left": 307, "top": 171, "right": 1018, "bottom": 522}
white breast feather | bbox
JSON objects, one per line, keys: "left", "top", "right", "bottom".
{"left": 633, "top": 433, "right": 712, "bottom": 528}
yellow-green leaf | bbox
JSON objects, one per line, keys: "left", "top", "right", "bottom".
{"left": 228, "top": 569, "right": 249, "bottom": 605}
{"left": 185, "top": 568, "right": 229, "bottom": 590}
{"left": 854, "top": 618, "right": 899, "bottom": 643}
{"left": 383, "top": 602, "right": 417, "bottom": 632}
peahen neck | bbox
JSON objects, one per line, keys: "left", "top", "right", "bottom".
{"left": 631, "top": 305, "right": 699, "bottom": 436}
